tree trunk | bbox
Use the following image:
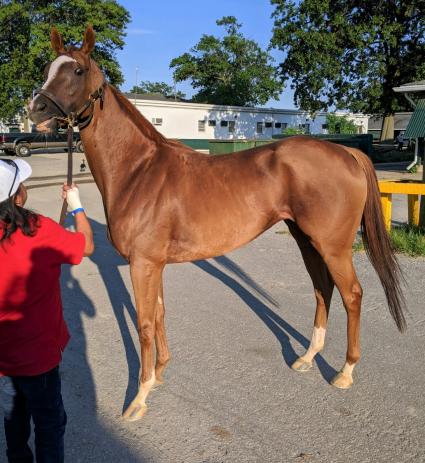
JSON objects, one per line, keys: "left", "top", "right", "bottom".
{"left": 380, "top": 114, "right": 395, "bottom": 142}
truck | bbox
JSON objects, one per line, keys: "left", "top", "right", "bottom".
{"left": 0, "top": 131, "right": 83, "bottom": 157}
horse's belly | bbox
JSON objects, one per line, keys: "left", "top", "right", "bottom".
{"left": 165, "top": 214, "right": 280, "bottom": 263}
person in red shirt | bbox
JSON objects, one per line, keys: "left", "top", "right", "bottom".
{"left": 0, "top": 158, "right": 94, "bottom": 463}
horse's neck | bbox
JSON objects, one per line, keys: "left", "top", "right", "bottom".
{"left": 80, "top": 85, "right": 166, "bottom": 209}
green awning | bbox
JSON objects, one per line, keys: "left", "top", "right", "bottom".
{"left": 404, "top": 99, "right": 425, "bottom": 138}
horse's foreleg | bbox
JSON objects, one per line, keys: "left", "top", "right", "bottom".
{"left": 286, "top": 221, "right": 334, "bottom": 372}
{"left": 154, "top": 278, "right": 170, "bottom": 386}
{"left": 123, "top": 258, "right": 164, "bottom": 422}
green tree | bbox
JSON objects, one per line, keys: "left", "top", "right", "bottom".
{"left": 270, "top": 0, "right": 425, "bottom": 137}
{"left": 129, "top": 81, "right": 186, "bottom": 99}
{"left": 326, "top": 114, "right": 358, "bottom": 134}
{"left": 170, "top": 16, "right": 283, "bottom": 106}
{"left": 0, "top": 0, "right": 129, "bottom": 121}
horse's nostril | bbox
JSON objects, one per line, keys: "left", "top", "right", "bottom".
{"left": 37, "top": 102, "right": 47, "bottom": 112}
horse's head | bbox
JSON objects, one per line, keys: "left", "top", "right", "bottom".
{"left": 29, "top": 26, "right": 104, "bottom": 132}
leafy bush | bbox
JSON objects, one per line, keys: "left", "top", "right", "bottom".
{"left": 283, "top": 127, "right": 305, "bottom": 135}
{"left": 326, "top": 114, "right": 358, "bottom": 134}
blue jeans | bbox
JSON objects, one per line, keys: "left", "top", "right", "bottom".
{"left": 3, "top": 366, "right": 66, "bottom": 463}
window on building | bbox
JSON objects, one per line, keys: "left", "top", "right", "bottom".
{"left": 256, "top": 122, "right": 263, "bottom": 134}
{"left": 208, "top": 120, "right": 216, "bottom": 127}
{"left": 322, "top": 124, "right": 328, "bottom": 130}
{"left": 265, "top": 122, "right": 273, "bottom": 128}
{"left": 198, "top": 120, "right": 206, "bottom": 132}
{"left": 220, "top": 120, "right": 228, "bottom": 127}
{"left": 275, "top": 122, "right": 282, "bottom": 129}
{"left": 151, "top": 118, "right": 163, "bottom": 126}
{"left": 228, "top": 120, "right": 235, "bottom": 133}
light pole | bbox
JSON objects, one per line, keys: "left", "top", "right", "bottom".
{"left": 134, "top": 67, "right": 139, "bottom": 105}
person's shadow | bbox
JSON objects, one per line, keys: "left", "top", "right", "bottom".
{"left": 87, "top": 219, "right": 140, "bottom": 412}
{"left": 58, "top": 220, "right": 151, "bottom": 462}
{"left": 87, "top": 220, "right": 336, "bottom": 391}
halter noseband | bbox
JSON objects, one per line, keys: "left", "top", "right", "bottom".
{"left": 34, "top": 81, "right": 106, "bottom": 130}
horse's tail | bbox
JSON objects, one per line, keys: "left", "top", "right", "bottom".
{"left": 348, "top": 148, "right": 407, "bottom": 332}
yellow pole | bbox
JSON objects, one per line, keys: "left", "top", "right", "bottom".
{"left": 380, "top": 193, "right": 392, "bottom": 231}
{"left": 408, "top": 194, "right": 419, "bottom": 226}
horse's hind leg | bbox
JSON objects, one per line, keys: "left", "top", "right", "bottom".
{"left": 123, "top": 258, "right": 164, "bottom": 421}
{"left": 323, "top": 251, "right": 362, "bottom": 389}
{"left": 286, "top": 221, "right": 334, "bottom": 372}
{"left": 154, "top": 278, "right": 171, "bottom": 386}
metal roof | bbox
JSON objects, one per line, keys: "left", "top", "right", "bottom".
{"left": 404, "top": 99, "right": 425, "bottom": 138}
{"left": 393, "top": 81, "right": 425, "bottom": 93}
{"left": 124, "top": 92, "right": 188, "bottom": 102}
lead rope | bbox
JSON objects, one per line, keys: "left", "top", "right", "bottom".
{"left": 59, "top": 124, "right": 75, "bottom": 226}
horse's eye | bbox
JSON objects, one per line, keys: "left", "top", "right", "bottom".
{"left": 75, "top": 68, "right": 84, "bottom": 76}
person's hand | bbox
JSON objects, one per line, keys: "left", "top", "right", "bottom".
{"left": 62, "top": 183, "right": 83, "bottom": 212}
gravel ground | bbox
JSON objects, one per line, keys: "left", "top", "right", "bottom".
{"left": 0, "top": 153, "right": 424, "bottom": 463}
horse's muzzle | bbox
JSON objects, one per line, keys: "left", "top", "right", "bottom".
{"left": 28, "top": 94, "right": 63, "bottom": 131}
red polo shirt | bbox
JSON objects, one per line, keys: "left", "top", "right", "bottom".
{"left": 0, "top": 215, "right": 85, "bottom": 377}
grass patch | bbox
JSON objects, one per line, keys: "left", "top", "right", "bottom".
{"left": 390, "top": 225, "right": 425, "bottom": 256}
{"left": 353, "top": 225, "right": 425, "bottom": 257}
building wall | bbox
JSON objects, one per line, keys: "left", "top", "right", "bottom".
{"left": 132, "top": 99, "right": 368, "bottom": 140}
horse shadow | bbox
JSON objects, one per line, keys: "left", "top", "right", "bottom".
{"left": 87, "top": 221, "right": 337, "bottom": 393}
{"left": 194, "top": 258, "right": 337, "bottom": 383}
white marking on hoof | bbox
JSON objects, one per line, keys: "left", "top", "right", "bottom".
{"left": 331, "top": 363, "right": 355, "bottom": 389}
{"left": 122, "top": 371, "right": 156, "bottom": 421}
{"left": 304, "top": 326, "right": 326, "bottom": 360}
{"left": 122, "top": 402, "right": 147, "bottom": 422}
{"left": 331, "top": 372, "right": 353, "bottom": 389}
{"left": 291, "top": 357, "right": 313, "bottom": 372}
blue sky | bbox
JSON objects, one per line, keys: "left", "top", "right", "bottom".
{"left": 116, "top": 0, "right": 296, "bottom": 109}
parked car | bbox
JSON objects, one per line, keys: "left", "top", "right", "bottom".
{"left": 0, "top": 131, "right": 84, "bottom": 157}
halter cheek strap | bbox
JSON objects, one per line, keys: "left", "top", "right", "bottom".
{"left": 34, "top": 81, "right": 106, "bottom": 129}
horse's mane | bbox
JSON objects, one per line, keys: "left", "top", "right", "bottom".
{"left": 109, "top": 86, "right": 168, "bottom": 144}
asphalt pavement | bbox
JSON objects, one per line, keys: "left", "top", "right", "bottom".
{"left": 0, "top": 152, "right": 424, "bottom": 463}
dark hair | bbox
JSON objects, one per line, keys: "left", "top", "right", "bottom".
{"left": 0, "top": 186, "right": 39, "bottom": 243}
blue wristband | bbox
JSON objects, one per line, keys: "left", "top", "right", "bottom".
{"left": 70, "top": 207, "right": 85, "bottom": 216}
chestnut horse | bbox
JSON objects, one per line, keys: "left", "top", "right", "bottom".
{"left": 29, "top": 27, "right": 406, "bottom": 421}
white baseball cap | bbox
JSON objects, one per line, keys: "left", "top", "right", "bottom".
{"left": 0, "top": 159, "right": 32, "bottom": 203}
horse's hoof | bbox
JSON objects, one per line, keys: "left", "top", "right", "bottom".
{"left": 122, "top": 403, "right": 147, "bottom": 422}
{"left": 331, "top": 371, "right": 353, "bottom": 389}
{"left": 291, "top": 357, "right": 313, "bottom": 372}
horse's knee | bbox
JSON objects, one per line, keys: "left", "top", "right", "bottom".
{"left": 139, "top": 321, "right": 155, "bottom": 344}
{"left": 345, "top": 282, "right": 363, "bottom": 309}
{"left": 157, "top": 352, "right": 171, "bottom": 366}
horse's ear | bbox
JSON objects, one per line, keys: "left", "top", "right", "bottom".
{"left": 51, "top": 27, "right": 65, "bottom": 55}
{"left": 81, "top": 25, "right": 96, "bottom": 55}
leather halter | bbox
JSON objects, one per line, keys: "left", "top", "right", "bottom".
{"left": 34, "top": 81, "right": 106, "bottom": 129}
